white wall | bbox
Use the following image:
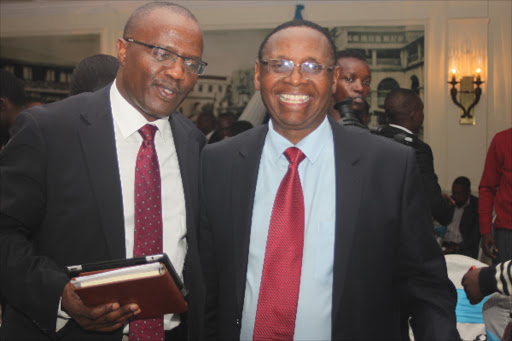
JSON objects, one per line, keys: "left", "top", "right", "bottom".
{"left": 1, "top": 0, "right": 510, "bottom": 192}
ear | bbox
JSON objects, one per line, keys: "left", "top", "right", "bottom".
{"left": 332, "top": 65, "right": 340, "bottom": 94}
{"left": 117, "top": 38, "right": 128, "bottom": 66}
{"left": 254, "top": 60, "right": 261, "bottom": 91}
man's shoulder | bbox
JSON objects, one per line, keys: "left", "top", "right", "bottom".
{"left": 22, "top": 88, "right": 108, "bottom": 123}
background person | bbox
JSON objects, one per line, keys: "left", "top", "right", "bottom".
{"left": 329, "top": 49, "right": 371, "bottom": 127}
{"left": 479, "top": 128, "right": 512, "bottom": 264}
{"left": 442, "top": 176, "right": 480, "bottom": 259}
{"left": 0, "top": 69, "right": 28, "bottom": 149}
{"left": 69, "top": 54, "right": 120, "bottom": 96}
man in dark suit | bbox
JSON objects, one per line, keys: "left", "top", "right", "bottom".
{"left": 443, "top": 176, "right": 480, "bottom": 259}
{"left": 0, "top": 3, "right": 206, "bottom": 340}
{"left": 378, "top": 88, "right": 454, "bottom": 226}
{"left": 199, "top": 20, "right": 459, "bottom": 340}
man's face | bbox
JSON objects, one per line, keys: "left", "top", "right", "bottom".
{"left": 452, "top": 183, "right": 470, "bottom": 207}
{"left": 255, "top": 27, "right": 339, "bottom": 144}
{"left": 334, "top": 57, "right": 371, "bottom": 113}
{"left": 116, "top": 10, "right": 203, "bottom": 121}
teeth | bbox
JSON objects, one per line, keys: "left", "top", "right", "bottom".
{"left": 162, "top": 88, "right": 174, "bottom": 95}
{"left": 280, "top": 94, "right": 310, "bottom": 104}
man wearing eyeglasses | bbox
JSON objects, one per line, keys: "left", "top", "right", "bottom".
{"left": 0, "top": 3, "right": 206, "bottom": 340}
{"left": 199, "top": 19, "right": 459, "bottom": 340}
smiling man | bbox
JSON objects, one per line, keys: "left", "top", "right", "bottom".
{"left": 199, "top": 20, "right": 459, "bottom": 340}
{"left": 0, "top": 3, "right": 206, "bottom": 340}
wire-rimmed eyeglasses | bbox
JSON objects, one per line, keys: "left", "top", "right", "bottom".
{"left": 259, "top": 59, "right": 335, "bottom": 78}
{"left": 125, "top": 38, "right": 207, "bottom": 75}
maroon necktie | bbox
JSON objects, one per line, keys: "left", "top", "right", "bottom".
{"left": 130, "top": 124, "right": 164, "bottom": 341}
{"left": 253, "top": 147, "right": 306, "bottom": 341}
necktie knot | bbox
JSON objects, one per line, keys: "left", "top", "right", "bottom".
{"left": 284, "top": 147, "right": 306, "bottom": 167}
{"left": 138, "top": 124, "right": 158, "bottom": 142}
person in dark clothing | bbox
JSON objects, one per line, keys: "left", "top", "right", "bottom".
{"left": 69, "top": 54, "right": 120, "bottom": 96}
{"left": 378, "top": 88, "right": 455, "bottom": 341}
{"left": 379, "top": 88, "right": 454, "bottom": 225}
{"left": 443, "top": 176, "right": 480, "bottom": 259}
{"left": 0, "top": 70, "right": 27, "bottom": 149}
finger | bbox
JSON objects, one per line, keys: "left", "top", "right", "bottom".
{"left": 93, "top": 304, "right": 140, "bottom": 327}
{"left": 79, "top": 305, "right": 139, "bottom": 332}
{"left": 82, "top": 302, "right": 121, "bottom": 321}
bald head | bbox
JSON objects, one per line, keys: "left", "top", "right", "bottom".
{"left": 123, "top": 2, "right": 198, "bottom": 38}
{"left": 384, "top": 88, "right": 424, "bottom": 134}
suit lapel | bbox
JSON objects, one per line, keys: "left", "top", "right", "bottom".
{"left": 330, "top": 120, "right": 364, "bottom": 321}
{"left": 169, "top": 113, "right": 200, "bottom": 230}
{"left": 232, "top": 125, "right": 268, "bottom": 316}
{"left": 78, "top": 87, "right": 125, "bottom": 258}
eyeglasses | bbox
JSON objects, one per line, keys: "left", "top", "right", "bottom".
{"left": 125, "top": 38, "right": 207, "bottom": 75}
{"left": 259, "top": 59, "right": 335, "bottom": 78}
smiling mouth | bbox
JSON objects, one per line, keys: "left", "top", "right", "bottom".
{"left": 279, "top": 94, "right": 310, "bottom": 104}
{"left": 156, "top": 84, "right": 179, "bottom": 99}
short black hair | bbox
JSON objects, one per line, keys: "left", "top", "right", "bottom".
{"left": 0, "top": 69, "right": 27, "bottom": 106}
{"left": 453, "top": 176, "right": 471, "bottom": 190}
{"left": 69, "top": 54, "right": 120, "bottom": 95}
{"left": 123, "top": 2, "right": 198, "bottom": 38}
{"left": 336, "top": 50, "right": 368, "bottom": 63}
{"left": 384, "top": 88, "right": 422, "bottom": 124}
{"left": 258, "top": 20, "right": 336, "bottom": 65}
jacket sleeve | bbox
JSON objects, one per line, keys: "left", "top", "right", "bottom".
{"left": 414, "top": 141, "right": 452, "bottom": 225}
{"left": 479, "top": 260, "right": 512, "bottom": 296}
{"left": 0, "top": 111, "right": 69, "bottom": 338}
{"left": 399, "top": 147, "right": 460, "bottom": 341}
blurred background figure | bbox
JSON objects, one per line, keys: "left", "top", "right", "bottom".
{"left": 208, "top": 112, "right": 236, "bottom": 143}
{"left": 378, "top": 88, "right": 454, "bottom": 226}
{"left": 330, "top": 50, "right": 371, "bottom": 128}
{"left": 0, "top": 69, "right": 28, "bottom": 149}
{"left": 69, "top": 54, "right": 119, "bottom": 96}
{"left": 442, "top": 176, "right": 480, "bottom": 259}
{"left": 230, "top": 120, "right": 253, "bottom": 137}
{"left": 478, "top": 128, "right": 512, "bottom": 264}
{"left": 196, "top": 111, "right": 216, "bottom": 140}
{"left": 462, "top": 259, "right": 512, "bottom": 341}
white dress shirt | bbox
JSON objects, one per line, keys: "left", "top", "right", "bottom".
{"left": 110, "top": 83, "right": 187, "bottom": 332}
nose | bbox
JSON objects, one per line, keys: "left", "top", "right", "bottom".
{"left": 164, "top": 57, "right": 185, "bottom": 80}
{"left": 284, "top": 65, "right": 307, "bottom": 86}
{"left": 352, "top": 80, "right": 364, "bottom": 93}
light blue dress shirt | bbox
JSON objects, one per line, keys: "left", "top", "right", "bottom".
{"left": 240, "top": 117, "right": 336, "bottom": 341}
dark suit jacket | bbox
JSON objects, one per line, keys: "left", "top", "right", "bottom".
{"left": 0, "top": 85, "right": 206, "bottom": 341}
{"left": 451, "top": 195, "right": 480, "bottom": 259}
{"left": 199, "top": 118, "right": 459, "bottom": 340}
{"left": 378, "top": 125, "right": 452, "bottom": 225}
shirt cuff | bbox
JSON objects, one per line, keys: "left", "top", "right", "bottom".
{"left": 56, "top": 296, "right": 71, "bottom": 332}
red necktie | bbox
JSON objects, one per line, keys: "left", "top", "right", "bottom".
{"left": 253, "top": 147, "right": 306, "bottom": 341}
{"left": 130, "top": 124, "right": 164, "bottom": 341}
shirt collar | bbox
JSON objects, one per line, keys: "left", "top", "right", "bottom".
{"left": 389, "top": 124, "right": 414, "bottom": 135}
{"left": 110, "top": 81, "right": 170, "bottom": 143}
{"left": 266, "top": 116, "right": 332, "bottom": 164}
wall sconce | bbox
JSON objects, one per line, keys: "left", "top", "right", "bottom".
{"left": 448, "top": 47, "right": 486, "bottom": 125}
{"left": 447, "top": 68, "right": 484, "bottom": 125}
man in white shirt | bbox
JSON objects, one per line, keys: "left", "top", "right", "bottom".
{"left": 0, "top": 2, "right": 207, "bottom": 340}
